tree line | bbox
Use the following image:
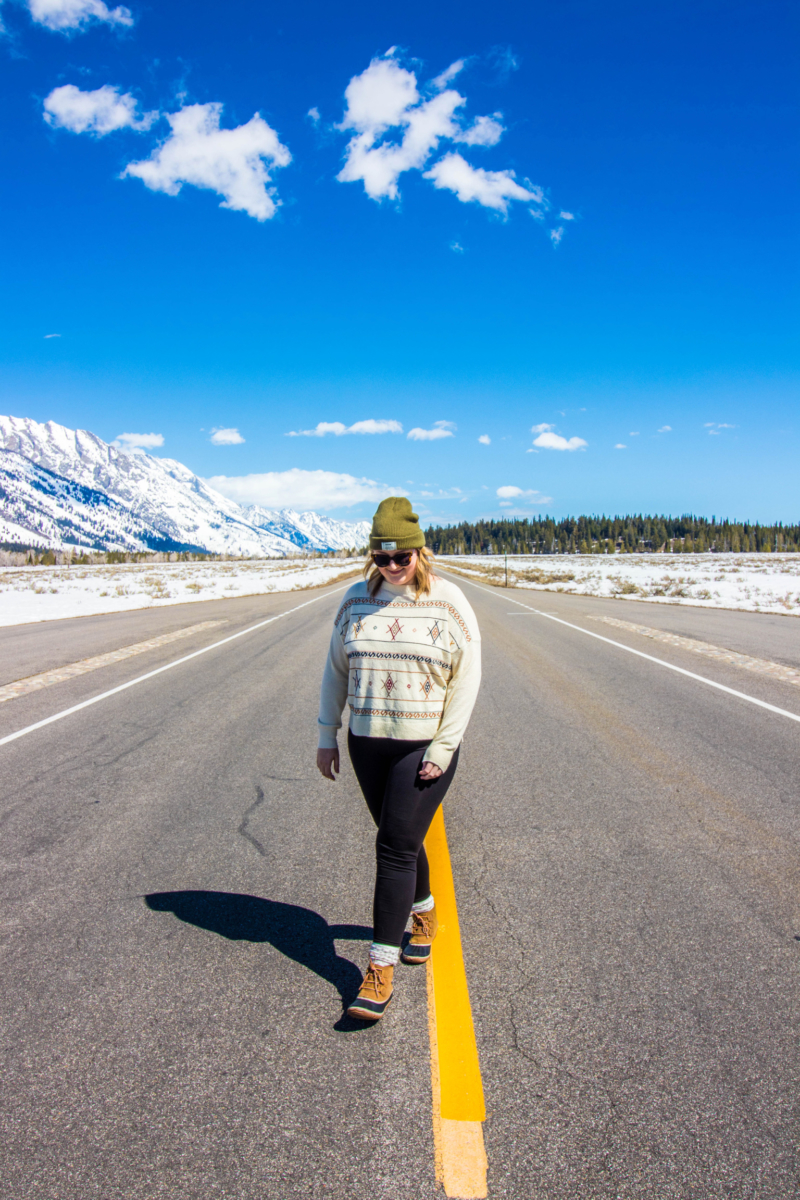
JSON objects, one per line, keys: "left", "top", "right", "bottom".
{"left": 425, "top": 515, "right": 800, "bottom": 556}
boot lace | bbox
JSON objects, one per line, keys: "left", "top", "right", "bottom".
{"left": 362, "top": 963, "right": 387, "bottom": 998}
{"left": 411, "top": 912, "right": 432, "bottom": 938}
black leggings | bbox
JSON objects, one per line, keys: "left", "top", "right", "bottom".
{"left": 347, "top": 730, "right": 460, "bottom": 947}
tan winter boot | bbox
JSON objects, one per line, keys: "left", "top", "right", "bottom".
{"left": 347, "top": 962, "right": 394, "bottom": 1020}
{"left": 401, "top": 905, "right": 439, "bottom": 964}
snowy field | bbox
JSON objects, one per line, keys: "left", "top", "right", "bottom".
{"left": 0, "top": 558, "right": 364, "bottom": 626}
{"left": 442, "top": 554, "right": 800, "bottom": 616}
{"left": 3, "top": 553, "right": 799, "bottom": 628}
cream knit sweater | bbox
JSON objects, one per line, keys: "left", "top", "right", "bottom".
{"left": 318, "top": 574, "right": 481, "bottom": 771}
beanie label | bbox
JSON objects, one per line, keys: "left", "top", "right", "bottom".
{"left": 380, "top": 541, "right": 397, "bottom": 550}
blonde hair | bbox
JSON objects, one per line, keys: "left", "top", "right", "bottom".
{"left": 365, "top": 546, "right": 437, "bottom": 599}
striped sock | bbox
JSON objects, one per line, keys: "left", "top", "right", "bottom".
{"left": 369, "top": 942, "right": 400, "bottom": 967}
{"left": 412, "top": 893, "right": 434, "bottom": 914}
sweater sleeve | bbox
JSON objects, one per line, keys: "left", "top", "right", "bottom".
{"left": 423, "top": 595, "right": 482, "bottom": 772}
{"left": 317, "top": 623, "right": 350, "bottom": 748}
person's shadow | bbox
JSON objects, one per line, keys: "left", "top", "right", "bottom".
{"left": 145, "top": 891, "right": 373, "bottom": 1031}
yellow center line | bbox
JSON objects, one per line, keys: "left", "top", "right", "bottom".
{"left": 425, "top": 806, "right": 488, "bottom": 1198}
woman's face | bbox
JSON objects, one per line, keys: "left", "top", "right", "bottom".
{"left": 375, "top": 549, "right": 418, "bottom": 587}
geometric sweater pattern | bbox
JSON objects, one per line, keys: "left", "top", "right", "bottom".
{"left": 318, "top": 575, "right": 482, "bottom": 772}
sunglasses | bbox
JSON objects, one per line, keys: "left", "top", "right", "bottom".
{"left": 372, "top": 550, "right": 415, "bottom": 568}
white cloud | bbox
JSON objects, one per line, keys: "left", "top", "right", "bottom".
{"left": 533, "top": 431, "right": 587, "bottom": 451}
{"left": 432, "top": 59, "right": 466, "bottom": 90}
{"left": 207, "top": 469, "right": 404, "bottom": 511}
{"left": 559, "top": 211, "right": 575, "bottom": 220}
{"left": 337, "top": 57, "right": 463, "bottom": 201}
{"left": 549, "top": 225, "right": 564, "bottom": 246}
{"left": 287, "top": 418, "right": 402, "bottom": 437}
{"left": 531, "top": 422, "right": 553, "bottom": 433}
{"left": 450, "top": 240, "right": 464, "bottom": 253}
{"left": 44, "top": 333, "right": 61, "bottom": 338}
{"left": 478, "top": 434, "right": 491, "bottom": 445}
{"left": 307, "top": 106, "right": 320, "bottom": 124}
{"left": 425, "top": 152, "right": 544, "bottom": 214}
{"left": 347, "top": 418, "right": 402, "bottom": 435}
{"left": 456, "top": 113, "right": 504, "bottom": 146}
{"left": 288, "top": 421, "right": 347, "bottom": 437}
{"left": 44, "top": 84, "right": 156, "bottom": 135}
{"left": 210, "top": 427, "right": 244, "bottom": 445}
{"left": 497, "top": 485, "right": 525, "bottom": 498}
{"left": 27, "top": 0, "right": 132, "bottom": 31}
{"left": 658, "top": 425, "right": 672, "bottom": 433}
{"left": 123, "top": 102, "right": 291, "bottom": 221}
{"left": 112, "top": 431, "right": 163, "bottom": 451}
{"left": 336, "top": 51, "right": 545, "bottom": 217}
{"left": 407, "top": 420, "right": 456, "bottom": 441}
{"left": 629, "top": 431, "right": 640, "bottom": 436}
{"left": 615, "top": 443, "right": 627, "bottom": 449}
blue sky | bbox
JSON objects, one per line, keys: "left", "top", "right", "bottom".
{"left": 1, "top": 0, "right": 797, "bottom": 525}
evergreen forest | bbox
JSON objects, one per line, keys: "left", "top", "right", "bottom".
{"left": 425, "top": 516, "right": 800, "bottom": 556}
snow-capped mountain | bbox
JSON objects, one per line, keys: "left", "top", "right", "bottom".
{"left": 241, "top": 505, "right": 371, "bottom": 552}
{"left": 0, "top": 416, "right": 371, "bottom": 555}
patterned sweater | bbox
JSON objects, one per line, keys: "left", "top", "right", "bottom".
{"left": 318, "top": 575, "right": 481, "bottom": 772}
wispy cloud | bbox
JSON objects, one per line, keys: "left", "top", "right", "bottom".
{"left": 531, "top": 422, "right": 553, "bottom": 433}
{"left": 44, "top": 333, "right": 61, "bottom": 338}
{"left": 334, "top": 49, "right": 550, "bottom": 223}
{"left": 615, "top": 443, "right": 627, "bottom": 450}
{"left": 210, "top": 427, "right": 244, "bottom": 445}
{"left": 44, "top": 84, "right": 156, "bottom": 135}
{"left": 407, "top": 420, "right": 456, "bottom": 441}
{"left": 112, "top": 431, "right": 163, "bottom": 451}
{"left": 704, "top": 422, "right": 736, "bottom": 435}
{"left": 207, "top": 469, "right": 404, "bottom": 511}
{"left": 420, "top": 486, "right": 463, "bottom": 499}
{"left": 488, "top": 46, "right": 520, "bottom": 82}
{"left": 533, "top": 431, "right": 587, "bottom": 451}
{"left": 307, "top": 106, "right": 320, "bottom": 124}
{"left": 450, "top": 240, "right": 464, "bottom": 253}
{"left": 478, "top": 434, "right": 491, "bottom": 445}
{"left": 658, "top": 425, "right": 672, "bottom": 433}
{"left": 432, "top": 59, "right": 467, "bottom": 90}
{"left": 27, "top": 0, "right": 133, "bottom": 32}
{"left": 287, "top": 419, "right": 402, "bottom": 437}
{"left": 122, "top": 103, "right": 291, "bottom": 221}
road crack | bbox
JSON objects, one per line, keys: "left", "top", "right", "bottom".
{"left": 238, "top": 785, "right": 268, "bottom": 858}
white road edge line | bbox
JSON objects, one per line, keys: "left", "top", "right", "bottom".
{"left": 0, "top": 585, "right": 351, "bottom": 748}
{"left": 450, "top": 574, "right": 800, "bottom": 727}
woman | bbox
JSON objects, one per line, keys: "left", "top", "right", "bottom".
{"left": 316, "top": 496, "right": 481, "bottom": 1020}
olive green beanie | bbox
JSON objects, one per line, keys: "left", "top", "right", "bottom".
{"left": 369, "top": 497, "right": 425, "bottom": 551}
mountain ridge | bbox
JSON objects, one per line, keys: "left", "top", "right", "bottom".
{"left": 0, "top": 416, "right": 371, "bottom": 555}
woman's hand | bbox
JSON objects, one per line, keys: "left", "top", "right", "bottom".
{"left": 419, "top": 760, "right": 443, "bottom": 781}
{"left": 317, "top": 747, "right": 340, "bottom": 780}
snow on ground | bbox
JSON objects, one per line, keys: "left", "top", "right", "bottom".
{"left": 4, "top": 553, "right": 798, "bottom": 628}
{"left": 443, "top": 554, "right": 800, "bottom": 616}
{"left": 0, "top": 558, "right": 365, "bottom": 626}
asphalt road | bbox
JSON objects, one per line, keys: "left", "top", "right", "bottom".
{"left": 1, "top": 577, "right": 799, "bottom": 1199}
